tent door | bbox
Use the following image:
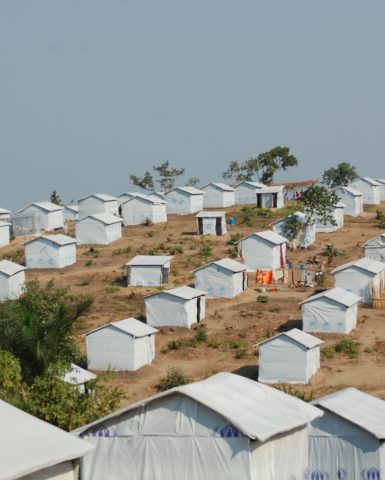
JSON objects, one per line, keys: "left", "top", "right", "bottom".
{"left": 272, "top": 193, "right": 278, "bottom": 208}
{"left": 198, "top": 218, "right": 203, "bottom": 235}
{"left": 215, "top": 218, "right": 222, "bottom": 235}
{"left": 197, "top": 297, "right": 201, "bottom": 322}
{"left": 127, "top": 266, "right": 131, "bottom": 286}
{"left": 243, "top": 271, "right": 247, "bottom": 290}
{"left": 256, "top": 194, "right": 262, "bottom": 208}
{"left": 162, "top": 267, "right": 169, "bottom": 284}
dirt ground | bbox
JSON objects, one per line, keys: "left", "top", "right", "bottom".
{"left": 3, "top": 203, "right": 385, "bottom": 405}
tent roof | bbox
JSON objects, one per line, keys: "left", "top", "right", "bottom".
{"left": 63, "top": 364, "right": 97, "bottom": 386}
{"left": 0, "top": 259, "right": 25, "bottom": 276}
{"left": 363, "top": 233, "right": 385, "bottom": 247}
{"left": 86, "top": 318, "right": 158, "bottom": 338}
{"left": 237, "top": 230, "right": 288, "bottom": 246}
{"left": 196, "top": 211, "right": 226, "bottom": 218}
{"left": 235, "top": 181, "right": 265, "bottom": 189}
{"left": 126, "top": 255, "right": 173, "bottom": 266}
{"left": 193, "top": 258, "right": 247, "bottom": 274}
{"left": 80, "top": 213, "right": 122, "bottom": 225}
{"left": 20, "top": 202, "right": 64, "bottom": 213}
{"left": 312, "top": 388, "right": 385, "bottom": 439}
{"left": 351, "top": 177, "right": 381, "bottom": 187}
{"left": 0, "top": 207, "right": 11, "bottom": 214}
{"left": 78, "top": 193, "right": 118, "bottom": 203}
{"left": 145, "top": 285, "right": 205, "bottom": 300}
{"left": 258, "top": 328, "right": 324, "bottom": 349}
{"left": 201, "top": 182, "right": 234, "bottom": 192}
{"left": 74, "top": 372, "right": 322, "bottom": 442}
{"left": 24, "top": 234, "right": 76, "bottom": 247}
{"left": 0, "top": 220, "right": 11, "bottom": 228}
{"left": 376, "top": 179, "right": 385, "bottom": 186}
{"left": 335, "top": 202, "right": 346, "bottom": 208}
{"left": 0, "top": 399, "right": 93, "bottom": 480}
{"left": 332, "top": 257, "right": 385, "bottom": 275}
{"left": 257, "top": 185, "right": 285, "bottom": 193}
{"left": 64, "top": 204, "right": 79, "bottom": 213}
{"left": 299, "top": 287, "right": 361, "bottom": 307}
{"left": 334, "top": 186, "right": 362, "bottom": 197}
{"left": 122, "top": 194, "right": 165, "bottom": 206}
{"left": 166, "top": 186, "right": 204, "bottom": 195}
{"left": 270, "top": 211, "right": 306, "bottom": 226}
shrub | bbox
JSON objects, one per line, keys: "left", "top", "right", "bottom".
{"left": 194, "top": 326, "right": 207, "bottom": 343}
{"left": 255, "top": 209, "right": 273, "bottom": 218}
{"left": 335, "top": 339, "right": 359, "bottom": 358}
{"left": 166, "top": 337, "right": 197, "bottom": 351}
{"left": 85, "top": 260, "right": 93, "bottom": 267}
{"left": 275, "top": 385, "right": 314, "bottom": 402}
{"left": 147, "top": 230, "right": 155, "bottom": 237}
{"left": 156, "top": 368, "right": 191, "bottom": 391}
{"left": 199, "top": 245, "right": 213, "bottom": 259}
{"left": 257, "top": 294, "right": 269, "bottom": 303}
{"left": 234, "top": 348, "right": 248, "bottom": 359}
{"left": 227, "top": 233, "right": 241, "bottom": 245}
{"left": 321, "top": 346, "right": 336, "bottom": 359}
{"left": 112, "top": 246, "right": 131, "bottom": 257}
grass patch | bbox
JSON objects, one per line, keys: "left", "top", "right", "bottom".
{"left": 156, "top": 368, "right": 191, "bottom": 391}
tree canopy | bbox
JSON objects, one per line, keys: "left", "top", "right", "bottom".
{"left": 50, "top": 190, "right": 62, "bottom": 205}
{"left": 299, "top": 185, "right": 340, "bottom": 226}
{"left": 322, "top": 162, "right": 358, "bottom": 188}
{"left": 130, "top": 161, "right": 185, "bottom": 192}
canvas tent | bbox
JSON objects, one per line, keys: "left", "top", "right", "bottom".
{"left": 0, "top": 220, "right": 11, "bottom": 247}
{"left": 145, "top": 286, "right": 205, "bottom": 328}
{"left": 121, "top": 195, "right": 167, "bottom": 226}
{"left": 18, "top": 202, "right": 64, "bottom": 231}
{"left": 0, "top": 260, "right": 25, "bottom": 301}
{"left": 0, "top": 207, "right": 11, "bottom": 220}
{"left": 349, "top": 177, "right": 381, "bottom": 205}
{"left": 63, "top": 364, "right": 97, "bottom": 393}
{"left": 201, "top": 182, "right": 235, "bottom": 208}
{"left": 75, "top": 372, "right": 322, "bottom": 480}
{"left": 193, "top": 258, "right": 248, "bottom": 298}
{"left": 332, "top": 257, "right": 385, "bottom": 304}
{"left": 235, "top": 181, "right": 265, "bottom": 205}
{"left": 256, "top": 185, "right": 285, "bottom": 209}
{"left": 64, "top": 204, "right": 79, "bottom": 221}
{"left": 300, "top": 287, "right": 360, "bottom": 334}
{"left": 127, "top": 255, "right": 172, "bottom": 286}
{"left": 86, "top": 318, "right": 158, "bottom": 371}
{"left": 0, "top": 399, "right": 93, "bottom": 480}
{"left": 164, "top": 186, "right": 204, "bottom": 215}
{"left": 237, "top": 231, "right": 287, "bottom": 272}
{"left": 364, "top": 233, "right": 385, "bottom": 262}
{"left": 309, "top": 388, "right": 385, "bottom": 479}
{"left": 76, "top": 213, "right": 122, "bottom": 245}
{"left": 196, "top": 211, "right": 227, "bottom": 236}
{"left": 78, "top": 193, "right": 119, "bottom": 219}
{"left": 334, "top": 186, "right": 363, "bottom": 217}
{"left": 271, "top": 211, "right": 315, "bottom": 248}
{"left": 315, "top": 202, "right": 345, "bottom": 233}
{"left": 376, "top": 178, "right": 385, "bottom": 201}
{"left": 258, "top": 328, "right": 323, "bottom": 384}
{"left": 25, "top": 234, "right": 77, "bottom": 269}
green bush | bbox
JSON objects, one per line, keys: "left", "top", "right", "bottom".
{"left": 234, "top": 348, "right": 248, "bottom": 359}
{"left": 257, "top": 294, "right": 269, "bottom": 303}
{"left": 321, "top": 346, "right": 336, "bottom": 359}
{"left": 194, "top": 326, "right": 207, "bottom": 343}
{"left": 275, "top": 385, "right": 314, "bottom": 402}
{"left": 335, "top": 339, "right": 359, "bottom": 358}
{"left": 156, "top": 368, "right": 191, "bottom": 391}
{"left": 166, "top": 337, "right": 197, "bottom": 351}
{"left": 227, "top": 233, "right": 241, "bottom": 245}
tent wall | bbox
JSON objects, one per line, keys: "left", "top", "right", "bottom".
{"left": 258, "top": 191, "right": 284, "bottom": 209}
{"left": 122, "top": 200, "right": 155, "bottom": 226}
{"left": 379, "top": 184, "right": 385, "bottom": 201}
{"left": 198, "top": 217, "right": 227, "bottom": 236}
{"left": 194, "top": 265, "right": 243, "bottom": 298}
{"left": 0, "top": 271, "right": 25, "bottom": 301}
{"left": 78, "top": 198, "right": 118, "bottom": 219}
{"left": 153, "top": 204, "right": 167, "bottom": 223}
{"left": 145, "top": 294, "right": 203, "bottom": 328}
{"left": 133, "top": 335, "right": 155, "bottom": 370}
{"left": 349, "top": 180, "right": 380, "bottom": 205}
{"left": 259, "top": 336, "right": 309, "bottom": 384}
{"left": 202, "top": 186, "right": 235, "bottom": 208}
{"left": 302, "top": 297, "right": 357, "bottom": 334}
{"left": 316, "top": 207, "right": 344, "bottom": 233}
{"left": 22, "top": 206, "right": 64, "bottom": 231}
{"left": 0, "top": 225, "right": 10, "bottom": 247}
{"left": 334, "top": 189, "right": 362, "bottom": 216}
{"left": 64, "top": 208, "right": 79, "bottom": 222}
{"left": 239, "top": 237, "right": 285, "bottom": 271}
{"left": 28, "top": 460, "right": 78, "bottom": 480}
{"left": 306, "top": 348, "right": 320, "bottom": 381}
{"left": 365, "top": 245, "right": 385, "bottom": 263}
{"left": 26, "top": 241, "right": 76, "bottom": 269}
{"left": 166, "top": 190, "right": 203, "bottom": 215}
{"left": 272, "top": 220, "right": 315, "bottom": 248}
{"left": 76, "top": 219, "right": 121, "bottom": 245}
{"left": 334, "top": 267, "right": 378, "bottom": 304}
{"left": 309, "top": 410, "right": 381, "bottom": 479}
{"left": 235, "top": 184, "right": 259, "bottom": 205}
{"left": 128, "top": 265, "right": 164, "bottom": 286}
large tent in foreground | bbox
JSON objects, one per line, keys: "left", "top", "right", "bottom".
{"left": 75, "top": 372, "right": 322, "bottom": 480}
{"left": 309, "top": 388, "right": 385, "bottom": 479}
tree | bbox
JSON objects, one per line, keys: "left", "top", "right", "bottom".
{"left": 0, "top": 349, "right": 23, "bottom": 404}
{"left": 153, "top": 161, "right": 185, "bottom": 191}
{"left": 185, "top": 177, "right": 200, "bottom": 188}
{"left": 129, "top": 171, "right": 155, "bottom": 191}
{"left": 50, "top": 190, "right": 62, "bottom": 205}
{"left": 256, "top": 146, "right": 298, "bottom": 184}
{"left": 222, "top": 161, "right": 245, "bottom": 183}
{"left": 322, "top": 162, "right": 358, "bottom": 188}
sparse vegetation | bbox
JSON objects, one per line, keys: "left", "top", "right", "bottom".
{"left": 156, "top": 368, "right": 191, "bottom": 391}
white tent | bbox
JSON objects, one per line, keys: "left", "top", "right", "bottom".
{"left": 315, "top": 202, "right": 345, "bottom": 232}
{"left": 300, "top": 287, "right": 360, "bottom": 334}
{"left": 237, "top": 230, "right": 287, "bottom": 272}
{"left": 75, "top": 372, "right": 322, "bottom": 480}
{"left": 196, "top": 211, "right": 227, "bottom": 236}
{"left": 0, "top": 260, "right": 25, "bottom": 301}
{"left": 235, "top": 181, "right": 265, "bottom": 205}
{"left": 76, "top": 213, "right": 122, "bottom": 245}
{"left": 145, "top": 286, "right": 205, "bottom": 328}
{"left": 193, "top": 258, "right": 248, "bottom": 298}
{"left": 271, "top": 211, "right": 315, "bottom": 248}
{"left": 0, "top": 220, "right": 11, "bottom": 248}
{"left": 86, "top": 318, "right": 158, "bottom": 371}
{"left": 78, "top": 193, "right": 119, "bottom": 219}
{"left": 64, "top": 204, "right": 79, "bottom": 221}
{"left": 121, "top": 195, "right": 167, "bottom": 226}
{"left": 25, "top": 234, "right": 77, "bottom": 269}
{"left": 0, "top": 207, "right": 11, "bottom": 220}
{"left": 117, "top": 191, "right": 139, "bottom": 206}
{"left": 63, "top": 363, "right": 97, "bottom": 393}
{"left": 127, "top": 255, "right": 173, "bottom": 286}
{"left": 164, "top": 186, "right": 204, "bottom": 215}
{"left": 201, "top": 183, "right": 235, "bottom": 208}
{"left": 0, "top": 399, "right": 93, "bottom": 480}
{"left": 256, "top": 185, "right": 285, "bottom": 209}
{"left": 309, "top": 388, "right": 385, "bottom": 479}
{"left": 18, "top": 202, "right": 64, "bottom": 231}
{"left": 334, "top": 186, "right": 363, "bottom": 216}
{"left": 376, "top": 178, "right": 385, "bottom": 201}
{"left": 364, "top": 233, "right": 385, "bottom": 262}
{"left": 349, "top": 177, "right": 381, "bottom": 205}
{"left": 332, "top": 257, "right": 385, "bottom": 304}
{"left": 258, "top": 328, "right": 324, "bottom": 384}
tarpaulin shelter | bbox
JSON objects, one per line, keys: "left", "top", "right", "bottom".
{"left": 376, "top": 179, "right": 385, "bottom": 201}
{"left": 25, "top": 234, "right": 76, "bottom": 269}
{"left": 78, "top": 193, "right": 119, "bottom": 219}
{"left": 0, "top": 259, "right": 25, "bottom": 301}
{"left": 63, "top": 364, "right": 97, "bottom": 393}
{"left": 145, "top": 286, "right": 205, "bottom": 328}
{"left": 121, "top": 195, "right": 167, "bottom": 226}
{"left": 164, "top": 186, "right": 204, "bottom": 215}
{"left": 76, "top": 213, "right": 122, "bottom": 245}
{"left": 18, "top": 202, "right": 64, "bottom": 232}
{"left": 74, "top": 372, "right": 322, "bottom": 480}
{"left": 271, "top": 211, "right": 315, "bottom": 248}
{"left": 201, "top": 182, "right": 235, "bottom": 208}
{"left": 334, "top": 186, "right": 363, "bottom": 217}
{"left": 258, "top": 328, "right": 323, "bottom": 384}
{"left": 300, "top": 287, "right": 360, "bottom": 334}
{"left": 256, "top": 185, "right": 285, "bottom": 209}
{"left": 315, "top": 202, "right": 345, "bottom": 233}
{"left": 0, "top": 220, "right": 11, "bottom": 248}
{"left": 364, "top": 233, "right": 385, "bottom": 263}
{"left": 196, "top": 211, "right": 227, "bottom": 236}
{"left": 64, "top": 204, "right": 79, "bottom": 221}
{"left": 0, "top": 207, "right": 11, "bottom": 221}
{"left": 237, "top": 231, "right": 287, "bottom": 272}
{"left": 234, "top": 181, "right": 265, "bottom": 205}
{"left": 193, "top": 258, "right": 248, "bottom": 298}
{"left": 349, "top": 177, "right": 381, "bottom": 205}
{"left": 126, "top": 255, "right": 172, "bottom": 286}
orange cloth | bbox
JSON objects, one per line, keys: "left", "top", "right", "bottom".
{"left": 256, "top": 270, "right": 273, "bottom": 285}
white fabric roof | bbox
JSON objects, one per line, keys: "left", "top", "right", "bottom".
{"left": 20, "top": 202, "right": 64, "bottom": 213}
{"left": 65, "top": 204, "right": 79, "bottom": 213}
{"left": 259, "top": 328, "right": 324, "bottom": 349}
{"left": 363, "top": 233, "right": 385, "bottom": 247}
{"left": 25, "top": 234, "right": 76, "bottom": 247}
{"left": 79, "top": 193, "right": 118, "bottom": 203}
{"left": 332, "top": 257, "right": 385, "bottom": 275}
{"left": 236, "top": 181, "right": 265, "bottom": 188}
{"left": 145, "top": 285, "right": 205, "bottom": 300}
{"left": 126, "top": 255, "right": 173, "bottom": 266}
{"left": 0, "top": 220, "right": 11, "bottom": 227}
{"left": 122, "top": 194, "right": 165, "bottom": 206}
{"left": 196, "top": 211, "right": 226, "bottom": 218}
{"left": 201, "top": 182, "right": 234, "bottom": 192}
{"left": 238, "top": 230, "right": 288, "bottom": 246}
{"left": 312, "top": 387, "right": 385, "bottom": 439}
{"left": 0, "top": 399, "right": 93, "bottom": 480}
{"left": 271, "top": 211, "right": 307, "bottom": 226}
{"left": 0, "top": 259, "right": 25, "bottom": 276}
{"left": 299, "top": 287, "right": 361, "bottom": 307}
{"left": 80, "top": 213, "right": 122, "bottom": 225}
{"left": 86, "top": 318, "right": 158, "bottom": 338}
{"left": 74, "top": 372, "right": 322, "bottom": 441}
{"left": 63, "top": 364, "right": 97, "bottom": 386}
{"left": 257, "top": 185, "right": 285, "bottom": 193}
{"left": 0, "top": 207, "right": 11, "bottom": 214}
{"left": 355, "top": 177, "right": 382, "bottom": 187}
{"left": 193, "top": 258, "right": 247, "bottom": 274}
{"left": 376, "top": 179, "right": 385, "bottom": 186}
{"left": 167, "top": 186, "right": 204, "bottom": 195}
{"left": 334, "top": 186, "right": 362, "bottom": 197}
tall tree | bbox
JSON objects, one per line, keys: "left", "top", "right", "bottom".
{"left": 256, "top": 146, "right": 298, "bottom": 184}
{"left": 185, "top": 177, "right": 200, "bottom": 187}
{"left": 322, "top": 162, "right": 358, "bottom": 188}
{"left": 153, "top": 161, "right": 185, "bottom": 191}
{"left": 222, "top": 161, "right": 244, "bottom": 183}
{"left": 129, "top": 171, "right": 155, "bottom": 191}
{"left": 50, "top": 190, "right": 62, "bottom": 205}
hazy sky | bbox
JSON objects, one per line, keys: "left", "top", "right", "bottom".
{"left": 1, "top": 1, "right": 384, "bottom": 210}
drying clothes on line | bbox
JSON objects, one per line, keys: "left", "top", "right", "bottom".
{"left": 256, "top": 270, "right": 273, "bottom": 285}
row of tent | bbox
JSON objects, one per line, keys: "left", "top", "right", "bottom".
{"left": 3, "top": 372, "right": 385, "bottom": 480}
